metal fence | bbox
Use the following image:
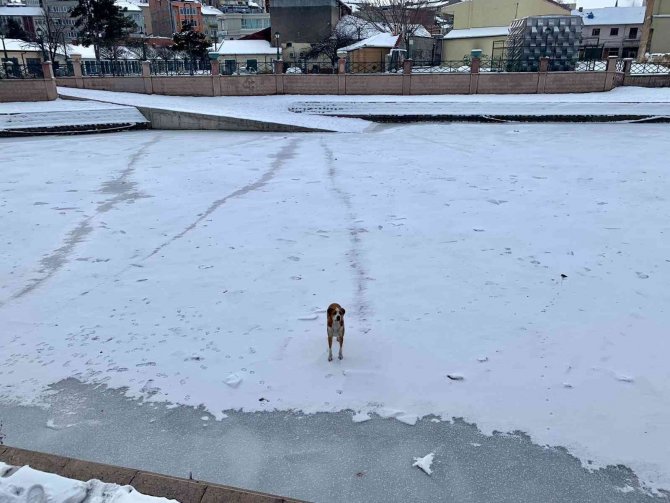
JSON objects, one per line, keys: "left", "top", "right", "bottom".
{"left": 150, "top": 59, "right": 211, "bottom": 76}
{"left": 576, "top": 60, "right": 608, "bottom": 72}
{"left": 284, "top": 60, "right": 337, "bottom": 74}
{"left": 0, "top": 62, "right": 44, "bottom": 79}
{"left": 54, "top": 60, "right": 76, "bottom": 77}
{"left": 630, "top": 62, "right": 670, "bottom": 75}
{"left": 82, "top": 60, "right": 143, "bottom": 76}
{"left": 220, "top": 60, "right": 274, "bottom": 75}
{"left": 346, "top": 61, "right": 389, "bottom": 74}
{"left": 412, "top": 60, "right": 471, "bottom": 73}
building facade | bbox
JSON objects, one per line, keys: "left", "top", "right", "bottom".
{"left": 269, "top": 0, "right": 350, "bottom": 45}
{"left": 441, "top": 0, "right": 570, "bottom": 59}
{"left": 640, "top": 0, "right": 670, "bottom": 57}
{"left": 572, "top": 6, "right": 644, "bottom": 59}
{"left": 217, "top": 12, "right": 269, "bottom": 39}
{"left": 0, "top": 0, "right": 45, "bottom": 38}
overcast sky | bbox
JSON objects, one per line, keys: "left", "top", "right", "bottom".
{"left": 574, "top": 0, "right": 643, "bottom": 8}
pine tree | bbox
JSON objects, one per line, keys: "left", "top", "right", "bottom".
{"left": 171, "top": 21, "right": 210, "bottom": 60}
{"left": 6, "top": 19, "right": 30, "bottom": 41}
{"left": 71, "top": 0, "right": 136, "bottom": 60}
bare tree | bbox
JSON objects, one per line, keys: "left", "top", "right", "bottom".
{"left": 305, "top": 26, "right": 356, "bottom": 72}
{"left": 33, "top": 8, "right": 71, "bottom": 62}
{"left": 356, "top": 0, "right": 436, "bottom": 55}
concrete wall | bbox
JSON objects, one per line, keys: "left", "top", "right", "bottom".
{"left": 1, "top": 78, "right": 57, "bottom": 102}
{"left": 624, "top": 74, "right": 670, "bottom": 87}
{"left": 55, "top": 67, "right": 638, "bottom": 97}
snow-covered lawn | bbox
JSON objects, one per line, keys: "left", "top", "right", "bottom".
{"left": 1, "top": 123, "right": 669, "bottom": 493}
{"left": 0, "top": 462, "right": 174, "bottom": 503}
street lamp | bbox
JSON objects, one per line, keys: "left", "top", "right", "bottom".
{"left": 274, "top": 31, "right": 280, "bottom": 61}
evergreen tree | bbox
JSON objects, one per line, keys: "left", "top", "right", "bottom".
{"left": 6, "top": 19, "right": 30, "bottom": 41}
{"left": 71, "top": 0, "right": 136, "bottom": 60}
{"left": 171, "top": 22, "right": 210, "bottom": 60}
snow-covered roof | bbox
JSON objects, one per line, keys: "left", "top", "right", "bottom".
{"left": 201, "top": 4, "right": 223, "bottom": 15}
{"left": 571, "top": 7, "right": 644, "bottom": 26}
{"left": 115, "top": 0, "right": 142, "bottom": 11}
{"left": 444, "top": 26, "right": 509, "bottom": 39}
{"left": 0, "top": 38, "right": 42, "bottom": 52}
{"left": 64, "top": 44, "right": 98, "bottom": 59}
{"left": 213, "top": 39, "right": 280, "bottom": 55}
{"left": 340, "top": 32, "right": 399, "bottom": 52}
{"left": 0, "top": 5, "right": 44, "bottom": 16}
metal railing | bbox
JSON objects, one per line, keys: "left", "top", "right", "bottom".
{"left": 630, "top": 62, "right": 670, "bottom": 75}
{"left": 150, "top": 59, "right": 211, "bottom": 76}
{"left": 54, "top": 60, "right": 76, "bottom": 77}
{"left": 81, "top": 60, "right": 143, "bottom": 76}
{"left": 220, "top": 60, "right": 274, "bottom": 75}
{"left": 0, "top": 62, "right": 43, "bottom": 79}
{"left": 284, "top": 60, "right": 337, "bottom": 74}
{"left": 412, "top": 60, "right": 470, "bottom": 73}
{"left": 576, "top": 60, "right": 608, "bottom": 72}
{"left": 346, "top": 61, "right": 389, "bottom": 74}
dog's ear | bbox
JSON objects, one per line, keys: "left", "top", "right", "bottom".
{"left": 341, "top": 307, "right": 346, "bottom": 315}
{"left": 327, "top": 305, "right": 334, "bottom": 317}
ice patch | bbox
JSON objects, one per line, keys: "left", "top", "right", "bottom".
{"left": 412, "top": 453, "right": 435, "bottom": 475}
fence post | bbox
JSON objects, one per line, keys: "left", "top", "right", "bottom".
{"left": 338, "top": 57, "right": 346, "bottom": 75}
{"left": 469, "top": 57, "right": 480, "bottom": 94}
{"left": 623, "top": 57, "right": 633, "bottom": 75}
{"left": 605, "top": 55, "right": 619, "bottom": 90}
{"left": 537, "top": 56, "right": 549, "bottom": 94}
{"left": 338, "top": 57, "right": 346, "bottom": 95}
{"left": 141, "top": 60, "right": 153, "bottom": 94}
{"left": 41, "top": 60, "right": 57, "bottom": 100}
{"left": 70, "top": 53, "right": 83, "bottom": 89}
{"left": 274, "top": 60, "right": 284, "bottom": 75}
{"left": 402, "top": 58, "right": 412, "bottom": 95}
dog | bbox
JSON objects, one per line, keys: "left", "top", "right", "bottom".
{"left": 327, "top": 303, "right": 346, "bottom": 361}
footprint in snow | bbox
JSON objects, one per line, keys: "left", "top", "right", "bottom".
{"left": 298, "top": 314, "right": 318, "bottom": 321}
{"left": 636, "top": 272, "right": 649, "bottom": 279}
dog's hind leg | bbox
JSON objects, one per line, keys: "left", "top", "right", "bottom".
{"left": 337, "top": 336, "right": 343, "bottom": 360}
{"left": 328, "top": 335, "right": 333, "bottom": 362}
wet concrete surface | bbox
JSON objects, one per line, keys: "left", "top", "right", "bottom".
{"left": 0, "top": 379, "right": 665, "bottom": 503}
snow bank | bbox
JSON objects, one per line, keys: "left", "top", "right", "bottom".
{"left": 0, "top": 462, "right": 176, "bottom": 503}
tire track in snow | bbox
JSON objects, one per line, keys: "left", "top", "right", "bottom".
{"left": 145, "top": 138, "right": 299, "bottom": 259}
{"left": 321, "top": 140, "right": 371, "bottom": 332}
{"left": 0, "top": 134, "right": 161, "bottom": 308}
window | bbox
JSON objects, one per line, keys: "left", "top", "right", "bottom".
{"left": 592, "top": 28, "right": 600, "bottom": 36}
{"left": 610, "top": 27, "right": 619, "bottom": 36}
{"left": 629, "top": 27, "right": 638, "bottom": 39}
{"left": 606, "top": 47, "right": 620, "bottom": 57}
{"left": 246, "top": 59, "right": 257, "bottom": 71}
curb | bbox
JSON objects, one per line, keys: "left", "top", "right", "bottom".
{"left": 0, "top": 446, "right": 304, "bottom": 503}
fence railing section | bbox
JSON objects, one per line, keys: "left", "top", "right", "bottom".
{"left": 150, "top": 59, "right": 211, "bottom": 76}
{"left": 630, "top": 62, "right": 670, "bottom": 75}
{"left": 220, "top": 60, "right": 274, "bottom": 75}
{"left": 284, "top": 60, "right": 337, "bottom": 74}
{"left": 346, "top": 61, "right": 389, "bottom": 74}
{"left": 576, "top": 60, "right": 608, "bottom": 72}
{"left": 81, "top": 60, "right": 143, "bottom": 76}
{"left": 412, "top": 60, "right": 471, "bottom": 73}
{"left": 0, "top": 62, "right": 43, "bottom": 79}
{"left": 54, "top": 60, "right": 75, "bottom": 77}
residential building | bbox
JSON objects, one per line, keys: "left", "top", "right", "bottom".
{"left": 640, "top": 0, "right": 670, "bottom": 56}
{"left": 270, "top": 0, "right": 350, "bottom": 44}
{"left": 0, "top": 0, "right": 44, "bottom": 38}
{"left": 171, "top": 0, "right": 203, "bottom": 31}
{"left": 216, "top": 11, "right": 268, "bottom": 38}
{"left": 148, "top": 0, "right": 173, "bottom": 36}
{"left": 116, "top": 0, "right": 146, "bottom": 35}
{"left": 338, "top": 32, "right": 398, "bottom": 72}
{"left": 41, "top": 0, "right": 79, "bottom": 42}
{"left": 201, "top": 3, "right": 222, "bottom": 40}
{"left": 213, "top": 38, "right": 277, "bottom": 72}
{"left": 572, "top": 6, "right": 644, "bottom": 59}
{"left": 441, "top": 0, "right": 571, "bottom": 59}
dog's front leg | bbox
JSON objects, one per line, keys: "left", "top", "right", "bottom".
{"left": 337, "top": 335, "right": 343, "bottom": 360}
{"left": 328, "top": 335, "right": 333, "bottom": 361}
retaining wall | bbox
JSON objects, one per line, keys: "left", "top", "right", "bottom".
{"left": 56, "top": 70, "right": 626, "bottom": 97}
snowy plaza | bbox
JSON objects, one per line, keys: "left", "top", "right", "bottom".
{"left": 1, "top": 97, "right": 670, "bottom": 500}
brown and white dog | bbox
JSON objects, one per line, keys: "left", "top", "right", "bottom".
{"left": 327, "top": 303, "right": 346, "bottom": 362}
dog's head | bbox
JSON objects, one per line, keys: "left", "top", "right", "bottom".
{"left": 327, "top": 303, "right": 346, "bottom": 323}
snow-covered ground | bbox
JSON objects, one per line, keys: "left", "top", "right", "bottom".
{"left": 0, "top": 462, "right": 174, "bottom": 503}
{"left": 1, "top": 122, "right": 669, "bottom": 494}
{"left": 56, "top": 87, "right": 670, "bottom": 131}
